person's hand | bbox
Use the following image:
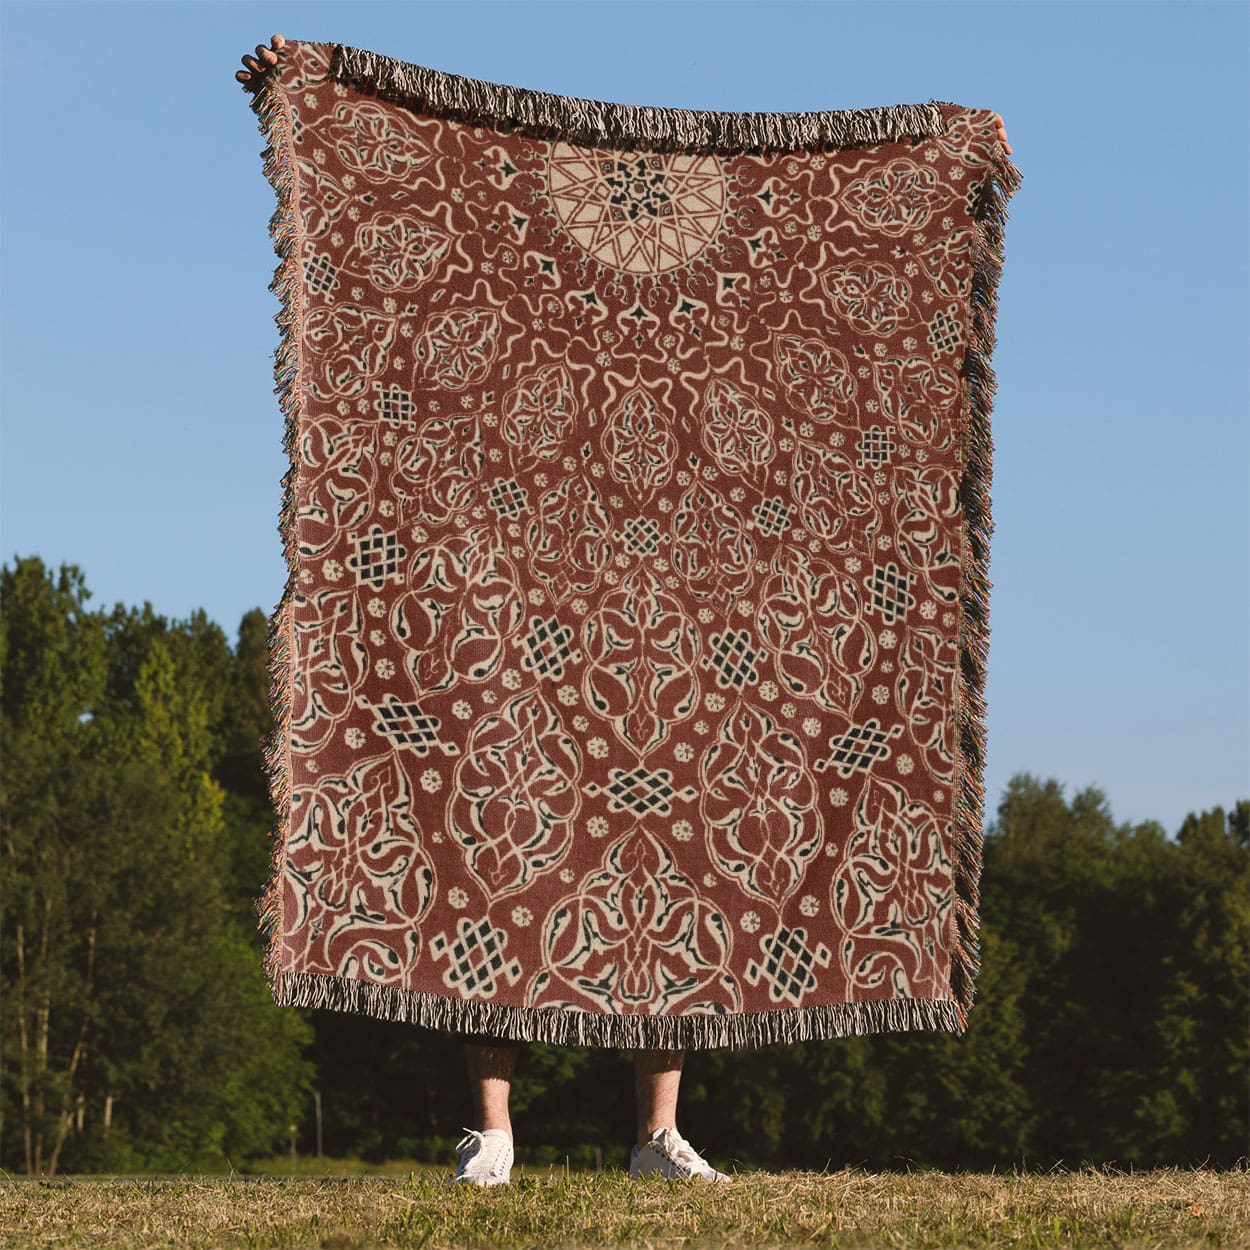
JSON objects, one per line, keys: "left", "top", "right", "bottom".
{"left": 235, "top": 34, "right": 287, "bottom": 88}
{"left": 994, "top": 112, "right": 1013, "bottom": 155}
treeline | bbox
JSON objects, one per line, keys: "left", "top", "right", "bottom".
{"left": 1, "top": 555, "right": 1246, "bottom": 1175}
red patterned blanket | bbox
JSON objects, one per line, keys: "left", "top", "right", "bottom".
{"left": 245, "top": 39, "right": 1021, "bottom": 1049}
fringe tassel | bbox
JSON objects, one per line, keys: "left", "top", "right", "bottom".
{"left": 247, "top": 74, "right": 305, "bottom": 1003}
{"left": 329, "top": 43, "right": 948, "bottom": 153}
{"left": 952, "top": 142, "right": 1023, "bottom": 1032}
{"left": 274, "top": 968, "right": 964, "bottom": 1051}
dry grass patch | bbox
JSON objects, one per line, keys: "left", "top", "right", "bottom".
{"left": 0, "top": 1164, "right": 1246, "bottom": 1249}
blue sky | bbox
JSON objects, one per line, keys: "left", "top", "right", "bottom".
{"left": 2, "top": 0, "right": 1246, "bottom": 838}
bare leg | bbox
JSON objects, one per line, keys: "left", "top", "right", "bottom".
{"left": 634, "top": 1048, "right": 685, "bottom": 1147}
{"left": 463, "top": 1042, "right": 517, "bottom": 1138}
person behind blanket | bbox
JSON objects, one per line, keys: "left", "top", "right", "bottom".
{"left": 235, "top": 34, "right": 1011, "bottom": 1188}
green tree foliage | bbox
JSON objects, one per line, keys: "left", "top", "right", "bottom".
{"left": 0, "top": 557, "right": 313, "bottom": 1174}
{"left": 974, "top": 777, "right": 1248, "bottom": 1168}
{"left": 215, "top": 608, "right": 280, "bottom": 932}
{"left": 1, "top": 558, "right": 110, "bottom": 1174}
{"left": 1140, "top": 802, "right": 1249, "bottom": 1162}
{"left": 2, "top": 557, "right": 1245, "bottom": 1174}
{"left": 690, "top": 777, "right": 1247, "bottom": 1172}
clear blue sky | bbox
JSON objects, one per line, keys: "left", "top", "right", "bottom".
{"left": 3, "top": 1, "right": 1246, "bottom": 838}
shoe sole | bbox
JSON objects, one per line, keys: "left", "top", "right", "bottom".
{"left": 629, "top": 1167, "right": 728, "bottom": 1180}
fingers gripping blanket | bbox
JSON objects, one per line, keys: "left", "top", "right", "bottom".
{"left": 245, "top": 39, "right": 1021, "bottom": 1050}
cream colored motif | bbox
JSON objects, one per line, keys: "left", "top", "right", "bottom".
{"left": 547, "top": 144, "right": 727, "bottom": 274}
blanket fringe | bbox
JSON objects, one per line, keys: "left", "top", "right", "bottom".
{"left": 274, "top": 968, "right": 963, "bottom": 1051}
{"left": 248, "top": 71, "right": 305, "bottom": 998}
{"left": 953, "top": 141, "right": 1023, "bottom": 1031}
{"left": 329, "top": 43, "right": 948, "bottom": 153}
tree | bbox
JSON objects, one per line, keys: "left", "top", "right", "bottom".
{"left": 215, "top": 608, "right": 280, "bottom": 932}
{"left": 0, "top": 558, "right": 314, "bottom": 1174}
{"left": 1140, "top": 803, "right": 1250, "bottom": 1163}
{"left": 1, "top": 556, "right": 109, "bottom": 1173}
{"left": 978, "top": 774, "right": 1248, "bottom": 1167}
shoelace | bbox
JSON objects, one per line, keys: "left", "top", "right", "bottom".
{"left": 455, "top": 1127, "right": 509, "bottom": 1178}
{"left": 657, "top": 1128, "right": 712, "bottom": 1176}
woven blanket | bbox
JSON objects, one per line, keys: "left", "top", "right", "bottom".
{"left": 246, "top": 38, "right": 1021, "bottom": 1050}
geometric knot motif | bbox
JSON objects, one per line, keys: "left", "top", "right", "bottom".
{"left": 303, "top": 250, "right": 339, "bottom": 296}
{"left": 744, "top": 925, "right": 832, "bottom": 1006}
{"left": 370, "top": 694, "right": 460, "bottom": 756}
{"left": 431, "top": 915, "right": 523, "bottom": 1001}
{"left": 347, "top": 525, "right": 408, "bottom": 588}
{"left": 584, "top": 766, "right": 698, "bottom": 816}
{"left": 752, "top": 497, "right": 792, "bottom": 535}
{"left": 519, "top": 615, "right": 582, "bottom": 681}
{"left": 700, "top": 629, "right": 759, "bottom": 688}
{"left": 814, "top": 718, "right": 903, "bottom": 779}
{"left": 855, "top": 424, "right": 896, "bottom": 469}
{"left": 373, "top": 380, "right": 418, "bottom": 425}
{"left": 488, "top": 477, "right": 529, "bottom": 518}
{"left": 927, "top": 302, "right": 962, "bottom": 355}
{"left": 863, "top": 561, "right": 914, "bottom": 624}
{"left": 619, "top": 515, "right": 662, "bottom": 555}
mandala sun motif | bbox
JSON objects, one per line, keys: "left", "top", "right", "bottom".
{"left": 547, "top": 142, "right": 727, "bottom": 275}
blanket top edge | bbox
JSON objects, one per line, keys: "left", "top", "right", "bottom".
{"left": 307, "top": 39, "right": 964, "bottom": 154}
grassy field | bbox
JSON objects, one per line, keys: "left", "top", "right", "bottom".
{"left": 1, "top": 1162, "right": 1247, "bottom": 1249}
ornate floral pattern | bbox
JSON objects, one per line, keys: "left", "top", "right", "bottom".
{"left": 251, "top": 39, "right": 1020, "bottom": 1045}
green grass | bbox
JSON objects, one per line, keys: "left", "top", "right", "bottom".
{"left": 1, "top": 1163, "right": 1247, "bottom": 1248}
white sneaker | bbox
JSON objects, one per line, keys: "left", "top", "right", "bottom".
{"left": 451, "top": 1126, "right": 513, "bottom": 1185}
{"left": 629, "top": 1126, "right": 730, "bottom": 1180}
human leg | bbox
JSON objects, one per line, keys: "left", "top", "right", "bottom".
{"left": 452, "top": 1035, "right": 521, "bottom": 1185}
{"left": 463, "top": 1036, "right": 520, "bottom": 1136}
{"left": 630, "top": 1047, "right": 729, "bottom": 1180}
{"left": 633, "top": 1047, "right": 684, "bottom": 1146}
